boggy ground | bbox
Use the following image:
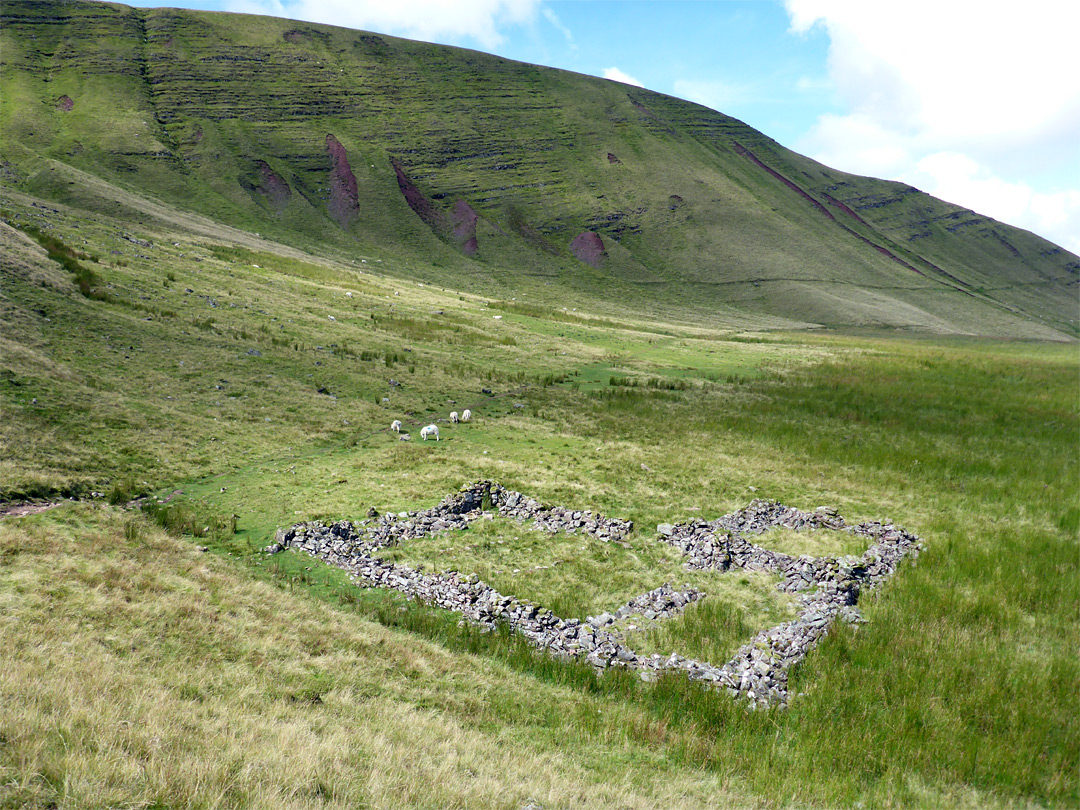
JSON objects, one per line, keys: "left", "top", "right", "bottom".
{"left": 0, "top": 188, "right": 1077, "bottom": 808}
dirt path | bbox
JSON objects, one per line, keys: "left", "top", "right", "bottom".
{"left": 0, "top": 501, "right": 65, "bottom": 519}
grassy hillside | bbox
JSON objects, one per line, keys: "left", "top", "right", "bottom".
{"left": 1, "top": 0, "right": 1076, "bottom": 337}
{"left": 1, "top": 2, "right": 1077, "bottom": 807}
{"left": 1, "top": 168, "right": 1078, "bottom": 807}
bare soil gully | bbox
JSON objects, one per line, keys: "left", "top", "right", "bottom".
{"left": 275, "top": 480, "right": 923, "bottom": 707}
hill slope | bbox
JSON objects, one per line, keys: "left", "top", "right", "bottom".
{"left": 0, "top": 5, "right": 1077, "bottom": 805}
{"left": 1, "top": 0, "right": 1077, "bottom": 336}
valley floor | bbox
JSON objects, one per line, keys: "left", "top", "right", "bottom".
{"left": 1, "top": 189, "right": 1077, "bottom": 808}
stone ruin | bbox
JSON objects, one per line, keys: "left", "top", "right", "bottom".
{"left": 271, "top": 480, "right": 922, "bottom": 707}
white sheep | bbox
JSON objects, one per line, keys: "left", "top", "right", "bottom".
{"left": 391, "top": 419, "right": 402, "bottom": 432}
{"left": 450, "top": 411, "right": 459, "bottom": 423}
{"left": 420, "top": 424, "right": 439, "bottom": 441}
{"left": 461, "top": 409, "right": 471, "bottom": 422}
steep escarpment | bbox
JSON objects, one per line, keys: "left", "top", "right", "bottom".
{"left": 1, "top": 0, "right": 1075, "bottom": 336}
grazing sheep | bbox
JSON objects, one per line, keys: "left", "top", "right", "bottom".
{"left": 391, "top": 419, "right": 402, "bottom": 432}
{"left": 461, "top": 409, "right": 471, "bottom": 422}
{"left": 345, "top": 291, "right": 353, "bottom": 298}
{"left": 450, "top": 411, "right": 459, "bottom": 423}
{"left": 420, "top": 424, "right": 439, "bottom": 441}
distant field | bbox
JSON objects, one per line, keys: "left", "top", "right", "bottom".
{"left": 1, "top": 182, "right": 1076, "bottom": 809}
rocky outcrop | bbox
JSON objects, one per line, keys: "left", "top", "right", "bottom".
{"left": 274, "top": 481, "right": 922, "bottom": 707}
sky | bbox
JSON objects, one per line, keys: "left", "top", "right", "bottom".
{"left": 124, "top": 0, "right": 1080, "bottom": 253}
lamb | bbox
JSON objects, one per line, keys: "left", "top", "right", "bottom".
{"left": 391, "top": 419, "right": 402, "bottom": 432}
{"left": 450, "top": 411, "right": 459, "bottom": 423}
{"left": 461, "top": 409, "right": 471, "bottom": 422}
{"left": 420, "top": 424, "right": 439, "bottom": 441}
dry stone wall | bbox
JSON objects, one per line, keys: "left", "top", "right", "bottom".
{"left": 272, "top": 480, "right": 921, "bottom": 706}
{"left": 656, "top": 500, "right": 922, "bottom": 704}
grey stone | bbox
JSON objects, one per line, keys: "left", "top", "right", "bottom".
{"left": 275, "top": 481, "right": 921, "bottom": 709}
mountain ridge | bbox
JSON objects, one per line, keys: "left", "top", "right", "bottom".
{"left": 1, "top": 0, "right": 1076, "bottom": 337}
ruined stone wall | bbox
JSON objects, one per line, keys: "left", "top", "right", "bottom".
{"left": 273, "top": 480, "right": 922, "bottom": 706}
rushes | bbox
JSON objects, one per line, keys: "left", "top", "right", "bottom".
{"left": 142, "top": 500, "right": 236, "bottom": 542}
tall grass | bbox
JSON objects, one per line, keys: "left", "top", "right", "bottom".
{"left": 1, "top": 506, "right": 756, "bottom": 809}
{"left": 0, "top": 183, "right": 1075, "bottom": 806}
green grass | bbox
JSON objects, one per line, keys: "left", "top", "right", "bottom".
{"left": 11, "top": 220, "right": 108, "bottom": 299}
{"left": 752, "top": 526, "right": 871, "bottom": 558}
{"left": 2, "top": 0, "right": 1076, "bottom": 337}
{"left": 624, "top": 582, "right": 787, "bottom": 665}
{"left": 0, "top": 31, "right": 1078, "bottom": 805}
{"left": 372, "top": 514, "right": 796, "bottom": 628}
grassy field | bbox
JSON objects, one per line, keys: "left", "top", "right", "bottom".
{"left": 1, "top": 177, "right": 1078, "bottom": 809}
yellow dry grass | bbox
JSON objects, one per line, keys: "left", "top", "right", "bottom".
{"left": 0, "top": 505, "right": 750, "bottom": 809}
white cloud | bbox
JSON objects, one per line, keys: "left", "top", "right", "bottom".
{"left": 794, "top": 75, "right": 831, "bottom": 92}
{"left": 785, "top": 0, "right": 1080, "bottom": 252}
{"left": 227, "top": 0, "right": 541, "bottom": 50}
{"left": 602, "top": 67, "right": 644, "bottom": 88}
{"left": 908, "top": 153, "right": 1080, "bottom": 254}
{"left": 542, "top": 6, "right": 575, "bottom": 48}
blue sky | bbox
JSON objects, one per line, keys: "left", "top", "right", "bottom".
{"left": 123, "top": 0, "right": 1079, "bottom": 252}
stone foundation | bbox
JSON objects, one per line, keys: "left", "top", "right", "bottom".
{"left": 273, "top": 481, "right": 922, "bottom": 706}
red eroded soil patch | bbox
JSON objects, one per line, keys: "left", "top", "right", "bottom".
{"left": 255, "top": 160, "right": 291, "bottom": 209}
{"left": 821, "top": 191, "right": 869, "bottom": 225}
{"left": 392, "top": 158, "right": 448, "bottom": 233}
{"left": 570, "top": 231, "right": 606, "bottom": 268}
{"left": 325, "top": 134, "right": 359, "bottom": 227}
{"left": 629, "top": 97, "right": 653, "bottom": 117}
{"left": 450, "top": 199, "right": 479, "bottom": 255}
